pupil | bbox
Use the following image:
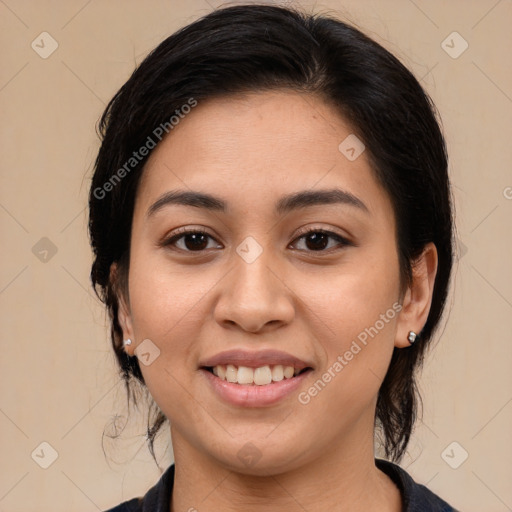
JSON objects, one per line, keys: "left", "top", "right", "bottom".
{"left": 307, "top": 232, "right": 327, "bottom": 250}
{"left": 185, "top": 233, "right": 207, "bottom": 250}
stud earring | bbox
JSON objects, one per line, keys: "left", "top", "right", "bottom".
{"left": 123, "top": 339, "right": 132, "bottom": 346}
{"left": 407, "top": 331, "right": 417, "bottom": 345}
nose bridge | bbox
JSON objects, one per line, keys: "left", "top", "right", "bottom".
{"left": 214, "top": 235, "right": 294, "bottom": 332}
{"left": 234, "top": 237, "right": 277, "bottom": 298}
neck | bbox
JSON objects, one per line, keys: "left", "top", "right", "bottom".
{"left": 169, "top": 423, "right": 402, "bottom": 512}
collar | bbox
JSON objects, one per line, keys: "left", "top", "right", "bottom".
{"left": 107, "top": 458, "right": 457, "bottom": 511}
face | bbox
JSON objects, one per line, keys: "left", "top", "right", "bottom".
{"left": 117, "top": 90, "right": 417, "bottom": 475}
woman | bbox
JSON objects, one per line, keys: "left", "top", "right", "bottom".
{"left": 89, "top": 4, "right": 458, "bottom": 511}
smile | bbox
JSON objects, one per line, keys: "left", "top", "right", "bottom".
{"left": 200, "top": 366, "right": 314, "bottom": 407}
{"left": 204, "top": 364, "right": 311, "bottom": 386}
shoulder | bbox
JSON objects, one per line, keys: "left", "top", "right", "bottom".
{"left": 376, "top": 459, "right": 459, "bottom": 512}
{"left": 103, "top": 498, "right": 143, "bottom": 512}
{"left": 102, "top": 464, "right": 175, "bottom": 512}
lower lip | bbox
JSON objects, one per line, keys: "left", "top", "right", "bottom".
{"left": 200, "top": 368, "right": 312, "bottom": 407}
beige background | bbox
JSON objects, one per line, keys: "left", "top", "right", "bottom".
{"left": 1, "top": 0, "right": 511, "bottom": 510}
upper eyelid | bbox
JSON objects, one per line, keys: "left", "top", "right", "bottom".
{"left": 166, "top": 225, "right": 347, "bottom": 240}
{"left": 163, "top": 226, "right": 351, "bottom": 249}
{"left": 293, "top": 225, "right": 350, "bottom": 240}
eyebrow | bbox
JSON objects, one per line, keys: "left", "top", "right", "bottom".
{"left": 146, "top": 188, "right": 369, "bottom": 218}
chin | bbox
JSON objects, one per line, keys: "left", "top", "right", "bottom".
{"left": 211, "top": 439, "right": 309, "bottom": 477}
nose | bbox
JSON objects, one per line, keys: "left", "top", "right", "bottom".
{"left": 213, "top": 247, "right": 295, "bottom": 334}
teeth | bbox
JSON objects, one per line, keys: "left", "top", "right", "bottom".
{"left": 271, "top": 365, "right": 284, "bottom": 381}
{"left": 254, "top": 365, "right": 272, "bottom": 385}
{"left": 209, "top": 364, "right": 305, "bottom": 385}
{"left": 237, "top": 366, "right": 254, "bottom": 384}
{"left": 226, "top": 364, "right": 238, "bottom": 383}
{"left": 284, "top": 366, "right": 294, "bottom": 379}
{"left": 217, "top": 365, "right": 226, "bottom": 380}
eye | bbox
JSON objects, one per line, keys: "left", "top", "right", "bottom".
{"left": 162, "top": 227, "right": 221, "bottom": 252}
{"left": 290, "top": 228, "right": 352, "bottom": 253}
{"left": 161, "top": 227, "right": 351, "bottom": 254}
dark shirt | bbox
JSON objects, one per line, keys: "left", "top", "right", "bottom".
{"left": 104, "top": 459, "right": 458, "bottom": 512}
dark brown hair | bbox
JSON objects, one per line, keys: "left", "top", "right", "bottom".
{"left": 89, "top": 4, "right": 453, "bottom": 463}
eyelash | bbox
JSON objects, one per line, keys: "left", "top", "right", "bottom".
{"left": 161, "top": 226, "right": 352, "bottom": 254}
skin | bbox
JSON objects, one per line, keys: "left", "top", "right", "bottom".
{"left": 115, "top": 90, "right": 438, "bottom": 512}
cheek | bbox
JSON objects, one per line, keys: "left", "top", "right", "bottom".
{"left": 303, "top": 246, "right": 400, "bottom": 337}
{"left": 127, "top": 247, "right": 213, "bottom": 336}
{"left": 296, "top": 251, "right": 400, "bottom": 400}
{"left": 125, "top": 254, "right": 213, "bottom": 393}
{"left": 294, "top": 289, "right": 398, "bottom": 441}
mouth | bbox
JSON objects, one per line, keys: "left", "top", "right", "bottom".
{"left": 201, "top": 364, "right": 313, "bottom": 386}
{"left": 200, "top": 363, "right": 314, "bottom": 407}
{"left": 198, "top": 349, "right": 315, "bottom": 406}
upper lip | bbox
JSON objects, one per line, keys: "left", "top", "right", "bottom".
{"left": 199, "top": 349, "right": 314, "bottom": 370}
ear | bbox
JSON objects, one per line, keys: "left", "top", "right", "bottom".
{"left": 110, "top": 262, "right": 135, "bottom": 355}
{"left": 395, "top": 242, "right": 438, "bottom": 348}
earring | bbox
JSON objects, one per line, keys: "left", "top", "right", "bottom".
{"left": 407, "top": 331, "right": 417, "bottom": 345}
{"left": 123, "top": 339, "right": 132, "bottom": 346}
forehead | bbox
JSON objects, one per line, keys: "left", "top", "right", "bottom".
{"left": 135, "top": 90, "right": 389, "bottom": 218}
